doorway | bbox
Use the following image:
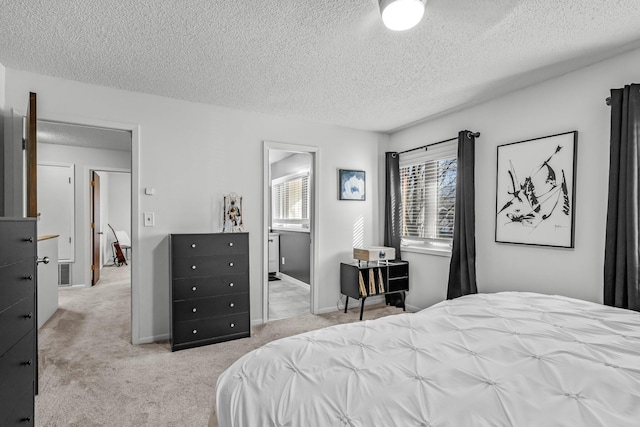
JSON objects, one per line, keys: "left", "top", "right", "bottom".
{"left": 263, "top": 142, "right": 319, "bottom": 322}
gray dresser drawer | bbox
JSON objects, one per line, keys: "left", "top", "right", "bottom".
{"left": 173, "top": 313, "right": 250, "bottom": 345}
{"left": 0, "top": 298, "right": 35, "bottom": 356}
{"left": 0, "top": 220, "right": 36, "bottom": 267}
{"left": 171, "top": 233, "right": 248, "bottom": 257}
{"left": 172, "top": 254, "right": 249, "bottom": 278}
{"left": 0, "top": 259, "right": 36, "bottom": 313}
{"left": 173, "top": 293, "right": 249, "bottom": 322}
{"left": 172, "top": 274, "right": 249, "bottom": 300}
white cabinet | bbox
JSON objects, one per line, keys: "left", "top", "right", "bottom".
{"left": 268, "top": 233, "right": 280, "bottom": 274}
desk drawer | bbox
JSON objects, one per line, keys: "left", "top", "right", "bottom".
{"left": 171, "top": 233, "right": 248, "bottom": 257}
{"left": 0, "top": 221, "right": 36, "bottom": 267}
{"left": 174, "top": 313, "right": 250, "bottom": 344}
{"left": 0, "top": 259, "right": 35, "bottom": 313}
{"left": 172, "top": 255, "right": 248, "bottom": 278}
{"left": 0, "top": 298, "right": 35, "bottom": 356}
{"left": 173, "top": 293, "right": 249, "bottom": 322}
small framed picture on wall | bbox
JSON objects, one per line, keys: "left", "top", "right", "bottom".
{"left": 338, "top": 169, "right": 366, "bottom": 201}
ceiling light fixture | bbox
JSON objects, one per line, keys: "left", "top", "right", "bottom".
{"left": 379, "top": 0, "right": 426, "bottom": 31}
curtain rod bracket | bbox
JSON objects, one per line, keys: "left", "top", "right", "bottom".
{"left": 606, "top": 97, "right": 611, "bottom": 106}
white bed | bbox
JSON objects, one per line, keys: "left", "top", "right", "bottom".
{"left": 216, "top": 292, "right": 640, "bottom": 426}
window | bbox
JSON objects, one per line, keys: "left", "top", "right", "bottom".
{"left": 400, "top": 140, "right": 457, "bottom": 248}
{"left": 272, "top": 172, "right": 310, "bottom": 229}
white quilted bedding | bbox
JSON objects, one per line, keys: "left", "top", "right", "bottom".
{"left": 216, "top": 292, "right": 640, "bottom": 426}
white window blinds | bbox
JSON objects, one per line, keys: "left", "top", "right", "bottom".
{"left": 272, "top": 172, "right": 310, "bottom": 228}
{"left": 399, "top": 140, "right": 457, "bottom": 241}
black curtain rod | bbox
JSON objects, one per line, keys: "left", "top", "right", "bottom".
{"left": 395, "top": 131, "right": 481, "bottom": 156}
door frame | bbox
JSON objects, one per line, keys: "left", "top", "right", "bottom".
{"left": 31, "top": 111, "right": 141, "bottom": 344}
{"left": 262, "top": 141, "right": 320, "bottom": 323}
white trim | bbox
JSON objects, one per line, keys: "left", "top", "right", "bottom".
{"left": 263, "top": 141, "right": 319, "bottom": 325}
{"left": 401, "top": 246, "right": 452, "bottom": 257}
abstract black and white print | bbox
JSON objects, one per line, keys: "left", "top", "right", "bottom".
{"left": 495, "top": 131, "right": 577, "bottom": 247}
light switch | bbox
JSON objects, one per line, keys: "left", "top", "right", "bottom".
{"left": 144, "top": 187, "right": 155, "bottom": 195}
{"left": 144, "top": 212, "right": 155, "bottom": 227}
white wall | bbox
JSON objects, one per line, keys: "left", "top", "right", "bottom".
{"left": 37, "top": 143, "right": 130, "bottom": 285}
{"left": 4, "top": 69, "right": 383, "bottom": 343}
{"left": 0, "top": 62, "right": 6, "bottom": 215}
{"left": 106, "top": 171, "right": 131, "bottom": 263}
{"left": 389, "top": 47, "right": 640, "bottom": 309}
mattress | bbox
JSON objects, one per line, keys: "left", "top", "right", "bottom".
{"left": 216, "top": 292, "right": 640, "bottom": 426}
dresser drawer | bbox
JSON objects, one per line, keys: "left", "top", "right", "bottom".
{"left": 171, "top": 233, "right": 248, "bottom": 257}
{"left": 0, "top": 384, "right": 34, "bottom": 426}
{"left": 0, "top": 220, "right": 36, "bottom": 267}
{"left": 0, "top": 330, "right": 35, "bottom": 400}
{"left": 0, "top": 298, "right": 35, "bottom": 356}
{"left": 173, "top": 274, "right": 248, "bottom": 300}
{"left": 0, "top": 259, "right": 35, "bottom": 313}
{"left": 172, "top": 254, "right": 249, "bottom": 278}
{"left": 174, "top": 313, "right": 250, "bottom": 345}
{"left": 174, "top": 293, "right": 249, "bottom": 322}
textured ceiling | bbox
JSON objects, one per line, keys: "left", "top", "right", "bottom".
{"left": 2, "top": 0, "right": 640, "bottom": 133}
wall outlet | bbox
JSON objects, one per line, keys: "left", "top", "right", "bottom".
{"left": 144, "top": 212, "right": 155, "bottom": 227}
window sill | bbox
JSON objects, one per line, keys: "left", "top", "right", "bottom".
{"left": 401, "top": 245, "right": 452, "bottom": 257}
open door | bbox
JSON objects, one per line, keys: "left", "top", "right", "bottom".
{"left": 25, "top": 92, "right": 37, "bottom": 218}
{"left": 91, "top": 171, "right": 101, "bottom": 286}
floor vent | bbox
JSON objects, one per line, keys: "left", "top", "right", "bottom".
{"left": 59, "top": 263, "right": 71, "bottom": 286}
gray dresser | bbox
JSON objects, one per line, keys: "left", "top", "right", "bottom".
{"left": 170, "top": 233, "right": 250, "bottom": 351}
{"left": 0, "top": 218, "right": 37, "bottom": 426}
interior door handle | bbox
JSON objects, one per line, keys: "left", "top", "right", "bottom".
{"left": 37, "top": 256, "right": 50, "bottom": 265}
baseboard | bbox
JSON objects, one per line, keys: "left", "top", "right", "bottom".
{"left": 135, "top": 333, "right": 170, "bottom": 345}
{"left": 405, "top": 304, "right": 421, "bottom": 313}
{"left": 278, "top": 273, "right": 309, "bottom": 288}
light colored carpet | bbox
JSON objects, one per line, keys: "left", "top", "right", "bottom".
{"left": 36, "top": 265, "right": 402, "bottom": 426}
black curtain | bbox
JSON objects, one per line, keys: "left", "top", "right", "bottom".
{"left": 604, "top": 84, "right": 640, "bottom": 311}
{"left": 384, "top": 152, "right": 402, "bottom": 259}
{"left": 447, "top": 131, "right": 478, "bottom": 299}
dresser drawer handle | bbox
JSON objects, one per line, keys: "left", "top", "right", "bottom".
{"left": 21, "top": 417, "right": 31, "bottom": 422}
{"left": 229, "top": 303, "right": 235, "bottom": 308}
{"left": 24, "top": 313, "right": 33, "bottom": 319}
{"left": 22, "top": 360, "right": 32, "bottom": 366}
{"left": 192, "top": 308, "right": 197, "bottom": 313}
{"left": 191, "top": 265, "right": 197, "bottom": 270}
{"left": 192, "top": 286, "right": 197, "bottom": 291}
{"left": 23, "top": 237, "right": 33, "bottom": 243}
{"left": 24, "top": 275, "right": 33, "bottom": 281}
{"left": 192, "top": 329, "right": 198, "bottom": 334}
{"left": 230, "top": 323, "right": 235, "bottom": 328}
{"left": 229, "top": 242, "right": 234, "bottom": 247}
{"left": 229, "top": 262, "right": 234, "bottom": 267}
{"left": 229, "top": 283, "right": 234, "bottom": 287}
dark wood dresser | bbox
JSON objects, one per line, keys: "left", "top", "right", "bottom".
{"left": 170, "top": 233, "right": 250, "bottom": 351}
{"left": 0, "top": 218, "right": 37, "bottom": 426}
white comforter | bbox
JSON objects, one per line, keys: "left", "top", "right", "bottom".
{"left": 216, "top": 292, "right": 640, "bottom": 426}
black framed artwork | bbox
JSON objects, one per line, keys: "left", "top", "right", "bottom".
{"left": 338, "top": 169, "right": 366, "bottom": 201}
{"left": 495, "top": 131, "right": 578, "bottom": 248}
